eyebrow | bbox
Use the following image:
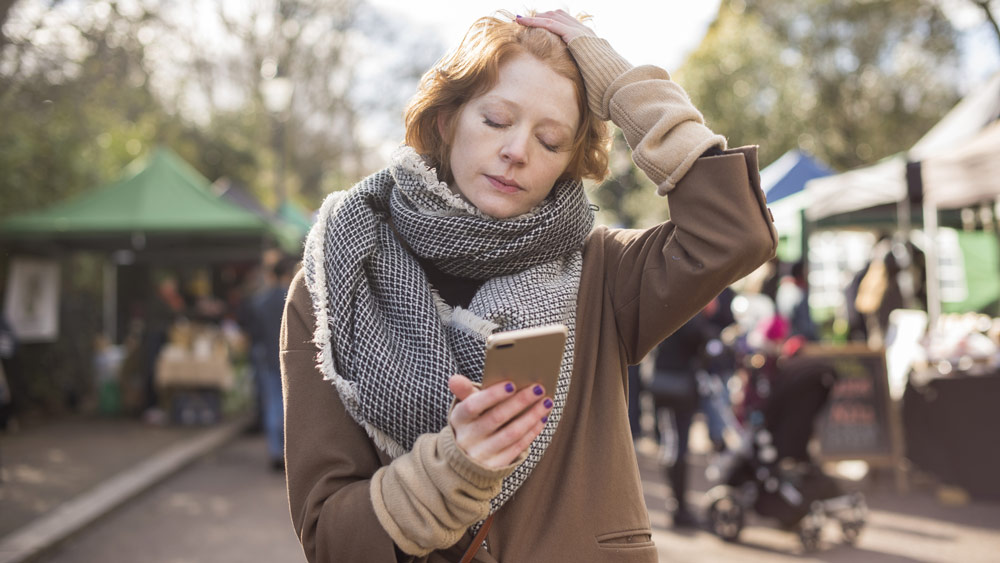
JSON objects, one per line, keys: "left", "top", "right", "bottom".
{"left": 480, "top": 96, "right": 576, "bottom": 137}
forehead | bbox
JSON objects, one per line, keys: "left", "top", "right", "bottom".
{"left": 472, "top": 53, "right": 579, "bottom": 132}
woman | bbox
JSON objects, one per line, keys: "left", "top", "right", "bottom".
{"left": 282, "top": 10, "right": 776, "bottom": 562}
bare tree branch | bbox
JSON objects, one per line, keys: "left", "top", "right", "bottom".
{"left": 971, "top": 0, "right": 1000, "bottom": 55}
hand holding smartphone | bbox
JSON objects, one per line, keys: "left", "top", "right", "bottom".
{"left": 481, "top": 324, "right": 568, "bottom": 392}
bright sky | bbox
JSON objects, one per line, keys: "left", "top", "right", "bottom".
{"left": 365, "top": 1, "right": 723, "bottom": 72}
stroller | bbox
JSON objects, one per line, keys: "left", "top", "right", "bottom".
{"left": 704, "top": 339, "right": 867, "bottom": 551}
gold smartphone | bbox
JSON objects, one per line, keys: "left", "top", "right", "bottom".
{"left": 482, "top": 324, "right": 568, "bottom": 392}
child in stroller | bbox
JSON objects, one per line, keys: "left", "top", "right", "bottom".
{"left": 705, "top": 332, "right": 868, "bottom": 551}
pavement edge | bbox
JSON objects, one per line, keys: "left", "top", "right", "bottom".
{"left": 0, "top": 417, "right": 250, "bottom": 563}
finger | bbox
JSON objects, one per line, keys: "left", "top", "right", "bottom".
{"left": 517, "top": 15, "right": 594, "bottom": 43}
{"left": 467, "top": 394, "right": 554, "bottom": 461}
{"left": 489, "top": 418, "right": 545, "bottom": 467}
{"left": 478, "top": 384, "right": 547, "bottom": 431}
{"left": 450, "top": 383, "right": 543, "bottom": 448}
{"left": 479, "top": 402, "right": 552, "bottom": 467}
{"left": 449, "top": 378, "right": 517, "bottom": 425}
{"left": 516, "top": 14, "right": 568, "bottom": 33}
{"left": 533, "top": 9, "right": 576, "bottom": 23}
{"left": 448, "top": 374, "right": 479, "bottom": 402}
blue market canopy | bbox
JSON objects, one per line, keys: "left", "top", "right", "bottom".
{"left": 759, "top": 150, "right": 833, "bottom": 203}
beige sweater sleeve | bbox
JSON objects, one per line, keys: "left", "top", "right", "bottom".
{"left": 283, "top": 272, "right": 521, "bottom": 560}
{"left": 568, "top": 35, "right": 726, "bottom": 194}
{"left": 370, "top": 426, "right": 521, "bottom": 556}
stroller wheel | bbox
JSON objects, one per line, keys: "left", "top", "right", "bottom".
{"left": 797, "top": 505, "right": 825, "bottom": 552}
{"left": 798, "top": 523, "right": 821, "bottom": 552}
{"left": 708, "top": 490, "right": 745, "bottom": 542}
{"left": 840, "top": 519, "right": 863, "bottom": 545}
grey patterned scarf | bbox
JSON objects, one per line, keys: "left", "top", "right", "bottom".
{"left": 302, "top": 145, "right": 593, "bottom": 513}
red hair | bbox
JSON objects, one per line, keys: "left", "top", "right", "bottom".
{"left": 404, "top": 11, "right": 610, "bottom": 185}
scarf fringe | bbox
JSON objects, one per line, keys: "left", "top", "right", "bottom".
{"left": 431, "top": 289, "right": 498, "bottom": 340}
{"left": 430, "top": 288, "right": 452, "bottom": 323}
{"left": 449, "top": 307, "right": 499, "bottom": 340}
{"left": 328, "top": 365, "right": 408, "bottom": 458}
{"left": 392, "top": 146, "right": 482, "bottom": 216}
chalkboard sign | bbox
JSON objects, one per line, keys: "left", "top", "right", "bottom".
{"left": 801, "top": 344, "right": 900, "bottom": 463}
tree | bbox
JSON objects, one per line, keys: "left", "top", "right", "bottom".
{"left": 0, "top": 0, "right": 441, "bottom": 215}
{"left": 674, "top": 0, "right": 962, "bottom": 172}
{"left": 0, "top": 1, "right": 176, "bottom": 214}
{"left": 967, "top": 0, "right": 1000, "bottom": 52}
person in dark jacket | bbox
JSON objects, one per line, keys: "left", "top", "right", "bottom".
{"left": 652, "top": 308, "right": 713, "bottom": 527}
{"left": 247, "top": 257, "right": 298, "bottom": 470}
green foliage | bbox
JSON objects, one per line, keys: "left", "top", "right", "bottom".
{"left": 0, "top": 0, "right": 403, "bottom": 218}
{"left": 0, "top": 4, "right": 182, "bottom": 215}
{"left": 675, "top": 0, "right": 962, "bottom": 172}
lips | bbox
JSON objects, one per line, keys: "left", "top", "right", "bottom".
{"left": 485, "top": 175, "right": 522, "bottom": 194}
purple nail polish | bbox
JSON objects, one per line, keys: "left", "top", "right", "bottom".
{"left": 505, "top": 382, "right": 515, "bottom": 393}
{"left": 543, "top": 398, "right": 553, "bottom": 409}
{"left": 541, "top": 416, "right": 548, "bottom": 423}
{"left": 516, "top": 14, "right": 522, "bottom": 19}
{"left": 533, "top": 385, "right": 543, "bottom": 396}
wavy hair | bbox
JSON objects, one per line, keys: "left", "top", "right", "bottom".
{"left": 404, "top": 10, "right": 611, "bottom": 185}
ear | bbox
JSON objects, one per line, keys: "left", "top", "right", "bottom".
{"left": 436, "top": 110, "right": 453, "bottom": 141}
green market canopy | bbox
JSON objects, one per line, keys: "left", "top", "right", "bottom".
{"left": 0, "top": 147, "right": 301, "bottom": 258}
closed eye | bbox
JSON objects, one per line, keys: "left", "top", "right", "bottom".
{"left": 483, "top": 117, "right": 508, "bottom": 129}
{"left": 538, "top": 138, "right": 559, "bottom": 153}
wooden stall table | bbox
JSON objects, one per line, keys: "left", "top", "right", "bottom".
{"left": 154, "top": 324, "right": 234, "bottom": 425}
{"left": 903, "top": 371, "right": 1000, "bottom": 501}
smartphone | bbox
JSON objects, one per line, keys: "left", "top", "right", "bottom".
{"left": 481, "top": 324, "right": 568, "bottom": 392}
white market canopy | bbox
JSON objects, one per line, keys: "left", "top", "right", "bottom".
{"left": 802, "top": 154, "right": 907, "bottom": 222}
{"left": 922, "top": 121, "right": 1000, "bottom": 210}
{"left": 794, "top": 72, "right": 1000, "bottom": 224}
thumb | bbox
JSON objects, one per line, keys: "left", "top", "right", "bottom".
{"left": 448, "top": 374, "right": 478, "bottom": 402}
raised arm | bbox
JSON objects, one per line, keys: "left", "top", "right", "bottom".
{"left": 519, "top": 11, "right": 777, "bottom": 361}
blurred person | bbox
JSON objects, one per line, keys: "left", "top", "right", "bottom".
{"left": 248, "top": 256, "right": 298, "bottom": 471}
{"left": 759, "top": 256, "right": 782, "bottom": 303}
{"left": 776, "top": 260, "right": 818, "bottom": 341}
{"left": 856, "top": 236, "right": 903, "bottom": 348}
{"left": 0, "top": 312, "right": 14, "bottom": 432}
{"left": 650, "top": 308, "right": 712, "bottom": 528}
{"left": 844, "top": 261, "right": 870, "bottom": 342}
{"left": 238, "top": 263, "right": 270, "bottom": 434}
{"left": 281, "top": 9, "right": 775, "bottom": 561}
{"left": 141, "top": 274, "right": 185, "bottom": 421}
{"left": 700, "top": 288, "right": 739, "bottom": 452}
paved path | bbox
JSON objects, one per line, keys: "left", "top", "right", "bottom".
{"left": 29, "top": 433, "right": 1000, "bottom": 562}
{"left": 36, "top": 435, "right": 303, "bottom": 563}
{"left": 0, "top": 417, "right": 202, "bottom": 539}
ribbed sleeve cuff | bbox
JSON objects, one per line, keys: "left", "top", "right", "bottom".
{"left": 440, "top": 425, "right": 523, "bottom": 487}
{"left": 567, "top": 35, "right": 633, "bottom": 120}
{"left": 369, "top": 427, "right": 524, "bottom": 556}
{"left": 655, "top": 125, "right": 729, "bottom": 195}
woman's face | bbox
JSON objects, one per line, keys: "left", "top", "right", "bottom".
{"left": 445, "top": 53, "right": 579, "bottom": 219}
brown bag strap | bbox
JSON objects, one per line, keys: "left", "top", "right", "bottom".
{"left": 459, "top": 515, "right": 495, "bottom": 563}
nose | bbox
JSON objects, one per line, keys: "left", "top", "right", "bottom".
{"left": 500, "top": 130, "right": 529, "bottom": 165}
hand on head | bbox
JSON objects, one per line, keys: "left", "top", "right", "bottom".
{"left": 448, "top": 374, "right": 554, "bottom": 469}
{"left": 515, "top": 10, "right": 597, "bottom": 44}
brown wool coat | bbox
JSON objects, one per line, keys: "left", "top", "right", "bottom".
{"left": 281, "top": 146, "right": 777, "bottom": 562}
{"left": 280, "top": 35, "right": 777, "bottom": 563}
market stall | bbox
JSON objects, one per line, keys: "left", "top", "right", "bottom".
{"left": 0, "top": 147, "right": 295, "bottom": 420}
